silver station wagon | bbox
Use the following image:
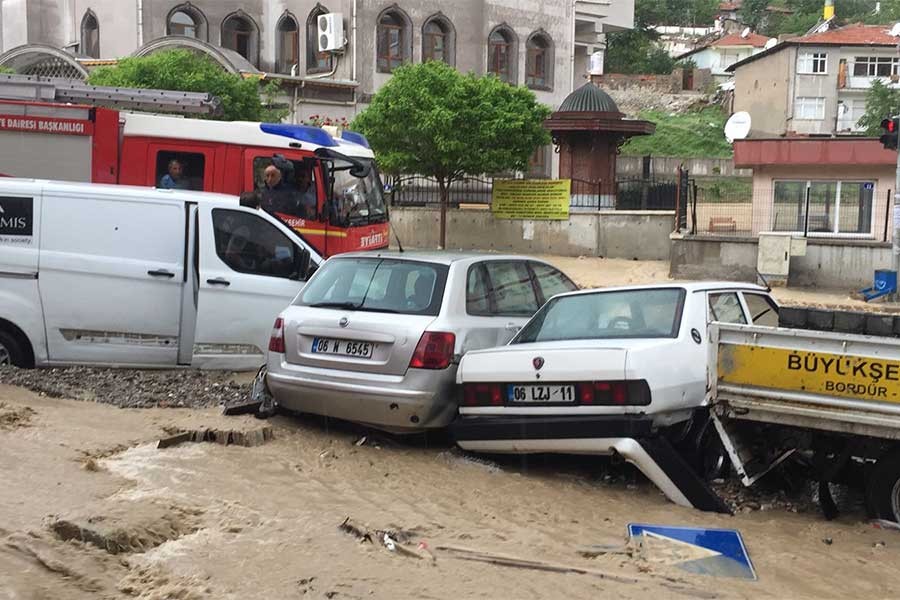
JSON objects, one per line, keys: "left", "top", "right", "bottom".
{"left": 265, "top": 251, "right": 577, "bottom": 433}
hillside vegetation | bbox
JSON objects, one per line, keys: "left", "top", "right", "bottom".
{"left": 620, "top": 106, "right": 732, "bottom": 159}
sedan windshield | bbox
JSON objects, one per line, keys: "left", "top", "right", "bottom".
{"left": 297, "top": 257, "right": 448, "bottom": 316}
{"left": 513, "top": 288, "right": 686, "bottom": 343}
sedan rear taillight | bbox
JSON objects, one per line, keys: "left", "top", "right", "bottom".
{"left": 577, "top": 380, "right": 650, "bottom": 406}
{"left": 268, "top": 317, "right": 285, "bottom": 353}
{"left": 409, "top": 332, "right": 455, "bottom": 370}
{"left": 462, "top": 383, "right": 503, "bottom": 406}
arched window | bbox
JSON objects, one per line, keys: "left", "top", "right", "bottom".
{"left": 422, "top": 14, "right": 455, "bottom": 66}
{"left": 167, "top": 4, "right": 207, "bottom": 40}
{"left": 276, "top": 13, "right": 299, "bottom": 74}
{"left": 306, "top": 5, "right": 334, "bottom": 74}
{"left": 221, "top": 12, "right": 259, "bottom": 66}
{"left": 488, "top": 25, "right": 516, "bottom": 83}
{"left": 80, "top": 11, "right": 100, "bottom": 58}
{"left": 526, "top": 31, "right": 553, "bottom": 90}
{"left": 376, "top": 7, "right": 411, "bottom": 73}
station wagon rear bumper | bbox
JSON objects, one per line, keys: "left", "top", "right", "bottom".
{"left": 451, "top": 415, "right": 730, "bottom": 514}
{"left": 266, "top": 356, "right": 458, "bottom": 433}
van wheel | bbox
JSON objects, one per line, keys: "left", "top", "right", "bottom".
{"left": 0, "top": 329, "right": 27, "bottom": 367}
{"left": 866, "top": 449, "right": 900, "bottom": 522}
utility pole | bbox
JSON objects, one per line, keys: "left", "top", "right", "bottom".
{"left": 880, "top": 117, "right": 900, "bottom": 300}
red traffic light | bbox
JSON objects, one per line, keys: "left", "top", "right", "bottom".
{"left": 883, "top": 118, "right": 897, "bottom": 132}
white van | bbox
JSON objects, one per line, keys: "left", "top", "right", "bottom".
{"left": 0, "top": 178, "right": 320, "bottom": 370}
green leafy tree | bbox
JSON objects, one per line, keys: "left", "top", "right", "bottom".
{"left": 740, "top": 0, "right": 772, "bottom": 29}
{"left": 352, "top": 61, "right": 551, "bottom": 248}
{"left": 88, "top": 49, "right": 283, "bottom": 121}
{"left": 858, "top": 79, "right": 900, "bottom": 135}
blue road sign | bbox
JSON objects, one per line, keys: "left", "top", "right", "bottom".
{"left": 628, "top": 523, "right": 756, "bottom": 580}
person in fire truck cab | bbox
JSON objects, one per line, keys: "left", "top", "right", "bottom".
{"left": 159, "top": 159, "right": 189, "bottom": 190}
{"left": 260, "top": 164, "right": 295, "bottom": 215}
{"left": 294, "top": 167, "right": 318, "bottom": 219}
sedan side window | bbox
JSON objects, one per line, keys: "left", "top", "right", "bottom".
{"left": 530, "top": 262, "right": 578, "bottom": 303}
{"left": 708, "top": 292, "right": 747, "bottom": 324}
{"left": 483, "top": 261, "right": 539, "bottom": 316}
{"left": 743, "top": 293, "right": 779, "bottom": 327}
{"left": 212, "top": 209, "right": 297, "bottom": 279}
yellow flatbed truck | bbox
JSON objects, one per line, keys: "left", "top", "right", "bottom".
{"left": 709, "top": 322, "right": 900, "bottom": 521}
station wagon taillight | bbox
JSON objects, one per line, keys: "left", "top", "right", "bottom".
{"left": 577, "top": 380, "right": 651, "bottom": 406}
{"left": 463, "top": 383, "right": 503, "bottom": 406}
{"left": 268, "top": 317, "right": 285, "bottom": 353}
{"left": 409, "top": 332, "right": 455, "bottom": 370}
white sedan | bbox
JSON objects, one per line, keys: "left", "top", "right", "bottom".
{"left": 451, "top": 282, "right": 779, "bottom": 512}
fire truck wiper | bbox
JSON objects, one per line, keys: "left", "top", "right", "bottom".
{"left": 313, "top": 148, "right": 371, "bottom": 178}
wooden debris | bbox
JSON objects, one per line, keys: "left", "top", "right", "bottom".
{"left": 338, "top": 517, "right": 435, "bottom": 562}
{"left": 156, "top": 426, "right": 274, "bottom": 449}
{"left": 434, "top": 544, "right": 643, "bottom": 584}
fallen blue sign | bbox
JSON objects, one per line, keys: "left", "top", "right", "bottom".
{"left": 628, "top": 523, "right": 756, "bottom": 580}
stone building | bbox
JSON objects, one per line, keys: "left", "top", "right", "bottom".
{"left": 0, "top": 1, "right": 633, "bottom": 175}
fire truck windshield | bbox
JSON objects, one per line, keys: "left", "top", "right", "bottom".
{"left": 329, "top": 158, "right": 387, "bottom": 227}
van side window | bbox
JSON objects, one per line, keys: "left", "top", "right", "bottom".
{"left": 156, "top": 151, "right": 205, "bottom": 191}
{"left": 708, "top": 292, "right": 747, "bottom": 324}
{"left": 483, "top": 261, "right": 540, "bottom": 316}
{"left": 253, "top": 156, "right": 319, "bottom": 222}
{"left": 212, "top": 209, "right": 297, "bottom": 279}
{"left": 743, "top": 293, "right": 779, "bottom": 327}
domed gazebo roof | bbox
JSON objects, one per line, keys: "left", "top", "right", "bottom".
{"left": 558, "top": 82, "right": 620, "bottom": 114}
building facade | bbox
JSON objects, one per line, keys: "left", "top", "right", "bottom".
{"left": 0, "top": 1, "right": 633, "bottom": 118}
{"left": 730, "top": 24, "right": 899, "bottom": 137}
{"left": 677, "top": 31, "right": 772, "bottom": 82}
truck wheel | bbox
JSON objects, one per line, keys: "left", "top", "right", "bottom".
{"left": 866, "top": 450, "right": 900, "bottom": 522}
{"left": 0, "top": 329, "right": 27, "bottom": 367}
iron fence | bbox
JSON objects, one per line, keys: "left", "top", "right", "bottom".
{"left": 387, "top": 175, "right": 680, "bottom": 211}
{"left": 686, "top": 184, "right": 891, "bottom": 240}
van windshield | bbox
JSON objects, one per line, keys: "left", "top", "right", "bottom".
{"left": 297, "top": 257, "right": 448, "bottom": 316}
{"left": 513, "top": 288, "right": 686, "bottom": 343}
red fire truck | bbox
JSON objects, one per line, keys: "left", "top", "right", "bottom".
{"left": 0, "top": 77, "right": 389, "bottom": 257}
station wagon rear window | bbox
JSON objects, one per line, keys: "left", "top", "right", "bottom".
{"left": 513, "top": 288, "right": 686, "bottom": 343}
{"left": 297, "top": 257, "right": 448, "bottom": 316}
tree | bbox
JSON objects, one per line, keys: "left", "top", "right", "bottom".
{"left": 87, "top": 49, "right": 285, "bottom": 122}
{"left": 352, "top": 61, "right": 551, "bottom": 248}
{"left": 605, "top": 30, "right": 675, "bottom": 74}
{"left": 858, "top": 79, "right": 900, "bottom": 135}
{"left": 739, "top": 0, "right": 772, "bottom": 29}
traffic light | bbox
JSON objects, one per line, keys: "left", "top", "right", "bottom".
{"left": 880, "top": 117, "right": 899, "bottom": 150}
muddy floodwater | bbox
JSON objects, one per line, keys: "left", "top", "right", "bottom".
{"left": 2, "top": 384, "right": 899, "bottom": 599}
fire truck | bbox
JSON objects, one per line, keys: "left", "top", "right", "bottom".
{"left": 0, "top": 74, "right": 389, "bottom": 257}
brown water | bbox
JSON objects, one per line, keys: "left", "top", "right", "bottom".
{"left": 1, "top": 384, "right": 899, "bottom": 599}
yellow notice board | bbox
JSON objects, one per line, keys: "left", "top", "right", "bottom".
{"left": 718, "top": 344, "right": 900, "bottom": 404}
{"left": 491, "top": 179, "right": 571, "bottom": 220}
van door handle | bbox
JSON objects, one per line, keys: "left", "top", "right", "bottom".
{"left": 148, "top": 269, "right": 175, "bottom": 278}
{"left": 206, "top": 277, "right": 231, "bottom": 287}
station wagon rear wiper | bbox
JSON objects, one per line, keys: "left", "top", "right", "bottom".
{"left": 308, "top": 301, "right": 362, "bottom": 310}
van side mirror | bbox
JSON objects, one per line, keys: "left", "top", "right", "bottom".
{"left": 292, "top": 248, "right": 311, "bottom": 281}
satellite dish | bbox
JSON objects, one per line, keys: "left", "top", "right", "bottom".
{"left": 741, "top": 27, "right": 751, "bottom": 38}
{"left": 890, "top": 22, "right": 900, "bottom": 37}
{"left": 764, "top": 38, "right": 778, "bottom": 50}
{"left": 724, "top": 111, "right": 752, "bottom": 143}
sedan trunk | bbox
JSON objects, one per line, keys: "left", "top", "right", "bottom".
{"left": 462, "top": 344, "right": 628, "bottom": 383}
{"left": 283, "top": 308, "right": 436, "bottom": 376}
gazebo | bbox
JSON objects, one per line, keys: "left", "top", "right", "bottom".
{"left": 544, "top": 82, "right": 654, "bottom": 208}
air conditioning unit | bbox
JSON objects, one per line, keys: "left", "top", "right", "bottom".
{"left": 318, "top": 13, "right": 345, "bottom": 52}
